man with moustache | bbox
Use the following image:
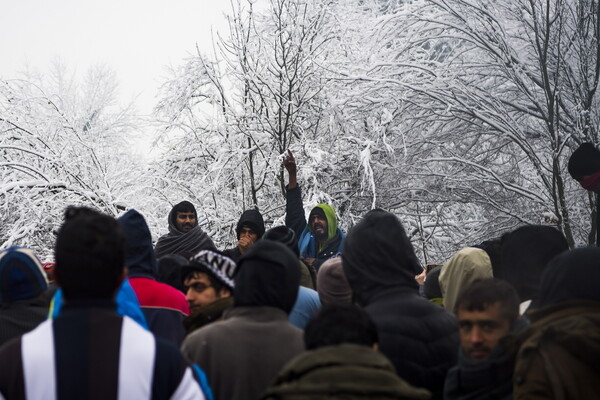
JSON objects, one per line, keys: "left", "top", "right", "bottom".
{"left": 444, "top": 278, "right": 524, "bottom": 400}
{"left": 155, "top": 201, "right": 216, "bottom": 259}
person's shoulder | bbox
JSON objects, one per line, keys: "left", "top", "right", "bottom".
{"left": 0, "top": 334, "right": 22, "bottom": 362}
{"left": 133, "top": 278, "right": 188, "bottom": 311}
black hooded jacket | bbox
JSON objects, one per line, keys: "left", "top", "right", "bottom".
{"left": 181, "top": 240, "right": 303, "bottom": 400}
{"left": 234, "top": 240, "right": 300, "bottom": 314}
{"left": 342, "top": 211, "right": 458, "bottom": 399}
{"left": 222, "top": 209, "right": 265, "bottom": 262}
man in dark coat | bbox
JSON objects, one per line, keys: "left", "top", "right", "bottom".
{"left": 222, "top": 209, "right": 265, "bottom": 262}
{"left": 512, "top": 247, "right": 600, "bottom": 399}
{"left": 181, "top": 240, "right": 303, "bottom": 400}
{"left": 155, "top": 201, "right": 216, "bottom": 259}
{"left": 263, "top": 304, "right": 431, "bottom": 400}
{"left": 342, "top": 210, "right": 458, "bottom": 400}
{"left": 444, "top": 278, "right": 525, "bottom": 400}
{"left": 283, "top": 150, "right": 344, "bottom": 271}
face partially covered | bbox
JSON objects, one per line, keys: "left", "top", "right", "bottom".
{"left": 457, "top": 302, "right": 511, "bottom": 361}
{"left": 309, "top": 209, "right": 328, "bottom": 241}
{"left": 238, "top": 226, "right": 258, "bottom": 253}
{"left": 175, "top": 211, "right": 197, "bottom": 233}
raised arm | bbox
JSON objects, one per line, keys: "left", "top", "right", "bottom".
{"left": 283, "top": 150, "right": 307, "bottom": 239}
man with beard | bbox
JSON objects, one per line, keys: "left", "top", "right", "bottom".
{"left": 155, "top": 201, "right": 216, "bottom": 259}
{"left": 283, "top": 150, "right": 344, "bottom": 271}
{"left": 444, "top": 278, "right": 524, "bottom": 400}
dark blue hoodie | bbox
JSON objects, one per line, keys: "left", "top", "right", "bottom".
{"left": 118, "top": 209, "right": 189, "bottom": 346}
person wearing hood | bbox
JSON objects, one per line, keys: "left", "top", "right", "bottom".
{"left": 439, "top": 247, "right": 493, "bottom": 312}
{"left": 0, "top": 247, "right": 50, "bottom": 347}
{"left": 444, "top": 278, "right": 525, "bottom": 400}
{"left": 154, "top": 201, "right": 217, "bottom": 259}
{"left": 499, "top": 225, "right": 569, "bottom": 315}
{"left": 262, "top": 225, "right": 321, "bottom": 329}
{"left": 283, "top": 150, "right": 344, "bottom": 271}
{"left": 568, "top": 142, "right": 600, "bottom": 245}
{"left": 342, "top": 210, "right": 458, "bottom": 400}
{"left": 181, "top": 240, "right": 304, "bottom": 400}
{"left": 118, "top": 209, "right": 190, "bottom": 346}
{"left": 0, "top": 207, "right": 209, "bottom": 400}
{"left": 512, "top": 247, "right": 600, "bottom": 399}
{"left": 222, "top": 209, "right": 265, "bottom": 262}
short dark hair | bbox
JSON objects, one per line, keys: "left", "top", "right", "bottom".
{"left": 304, "top": 304, "right": 378, "bottom": 350}
{"left": 54, "top": 207, "right": 124, "bottom": 301}
{"left": 455, "top": 278, "right": 519, "bottom": 324}
{"left": 173, "top": 201, "right": 197, "bottom": 217}
{"left": 183, "top": 269, "right": 228, "bottom": 295}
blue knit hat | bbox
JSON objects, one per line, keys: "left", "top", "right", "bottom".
{"left": 0, "top": 247, "right": 48, "bottom": 303}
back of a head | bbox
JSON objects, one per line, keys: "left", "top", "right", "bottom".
{"left": 304, "top": 304, "right": 378, "bottom": 350}
{"left": 157, "top": 254, "right": 188, "bottom": 292}
{"left": 0, "top": 247, "right": 48, "bottom": 304}
{"left": 234, "top": 240, "right": 300, "bottom": 313}
{"left": 535, "top": 247, "right": 600, "bottom": 311}
{"left": 568, "top": 142, "right": 600, "bottom": 181}
{"left": 424, "top": 265, "right": 443, "bottom": 300}
{"left": 263, "top": 225, "right": 299, "bottom": 257}
{"left": 117, "top": 209, "right": 157, "bottom": 277}
{"left": 439, "top": 247, "right": 493, "bottom": 312}
{"left": 500, "top": 225, "right": 569, "bottom": 302}
{"left": 54, "top": 207, "right": 124, "bottom": 301}
{"left": 473, "top": 238, "right": 503, "bottom": 278}
{"left": 317, "top": 256, "right": 352, "bottom": 305}
{"left": 236, "top": 209, "right": 265, "bottom": 239}
{"left": 342, "top": 211, "right": 422, "bottom": 305}
{"left": 455, "top": 278, "right": 520, "bottom": 326}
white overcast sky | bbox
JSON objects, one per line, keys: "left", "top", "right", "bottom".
{"left": 0, "top": 0, "right": 231, "bottom": 115}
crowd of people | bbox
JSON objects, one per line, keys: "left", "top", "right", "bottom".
{"left": 1, "top": 148, "right": 600, "bottom": 399}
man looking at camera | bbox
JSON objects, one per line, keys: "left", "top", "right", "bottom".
{"left": 155, "top": 201, "right": 216, "bottom": 259}
{"left": 444, "top": 278, "right": 525, "bottom": 400}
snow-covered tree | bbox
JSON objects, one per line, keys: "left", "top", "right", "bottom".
{"left": 0, "top": 64, "right": 147, "bottom": 258}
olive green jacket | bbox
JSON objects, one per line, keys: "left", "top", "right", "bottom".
{"left": 262, "top": 344, "right": 431, "bottom": 400}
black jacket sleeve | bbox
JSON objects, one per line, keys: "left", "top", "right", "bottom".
{"left": 285, "top": 185, "right": 308, "bottom": 242}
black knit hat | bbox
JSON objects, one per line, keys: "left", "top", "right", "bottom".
{"left": 567, "top": 142, "right": 600, "bottom": 181}
{"left": 182, "top": 250, "right": 237, "bottom": 291}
